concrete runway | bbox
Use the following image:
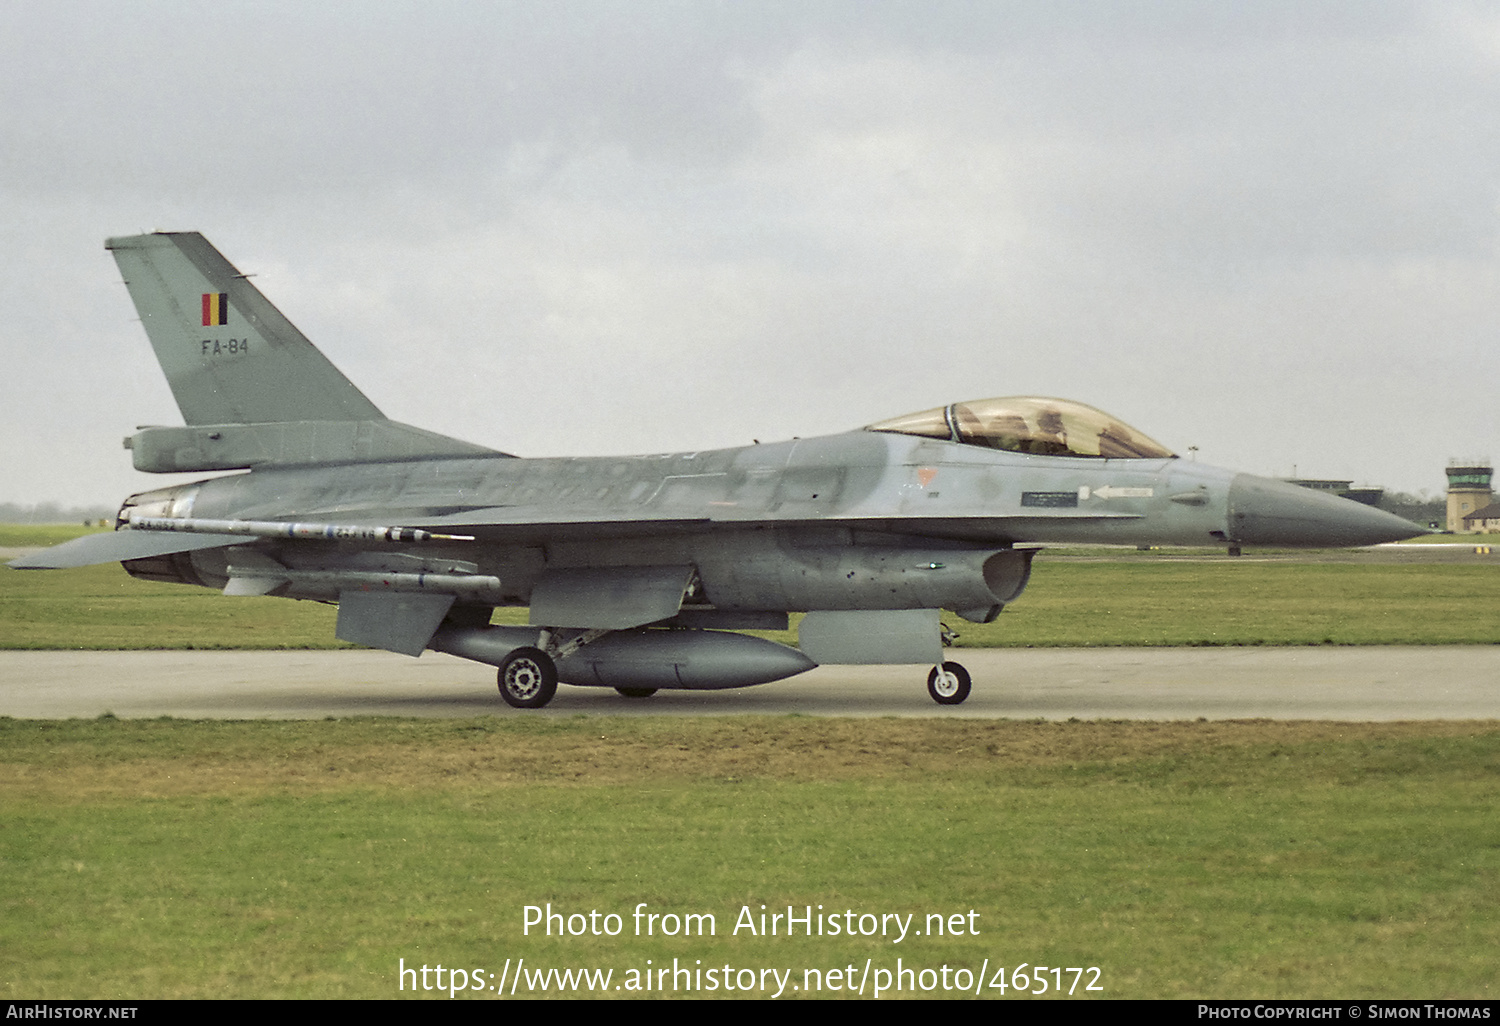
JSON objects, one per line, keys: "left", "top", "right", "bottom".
{"left": 2, "top": 646, "right": 1497, "bottom": 720}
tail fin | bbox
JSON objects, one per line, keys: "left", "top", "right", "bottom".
{"left": 107, "top": 232, "right": 383, "bottom": 425}
{"left": 107, "top": 232, "right": 501, "bottom": 472}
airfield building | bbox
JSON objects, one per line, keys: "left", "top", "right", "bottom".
{"left": 1283, "top": 478, "right": 1384, "bottom": 507}
{"left": 1462, "top": 502, "right": 1500, "bottom": 533}
{"left": 1446, "top": 460, "right": 1494, "bottom": 533}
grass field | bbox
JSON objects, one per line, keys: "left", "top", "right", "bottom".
{"left": 5, "top": 526, "right": 1497, "bottom": 1000}
{"left": 0, "top": 524, "right": 111, "bottom": 549}
{"left": 2, "top": 717, "right": 1496, "bottom": 999}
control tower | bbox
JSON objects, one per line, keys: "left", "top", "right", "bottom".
{"left": 1446, "top": 459, "right": 1493, "bottom": 532}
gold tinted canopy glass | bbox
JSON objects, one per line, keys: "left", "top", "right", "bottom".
{"left": 866, "top": 397, "right": 1176, "bottom": 459}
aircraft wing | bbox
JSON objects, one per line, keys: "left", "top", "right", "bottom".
{"left": 7, "top": 502, "right": 1143, "bottom": 573}
{"left": 370, "top": 505, "right": 1136, "bottom": 549}
{"left": 403, "top": 503, "right": 1140, "bottom": 529}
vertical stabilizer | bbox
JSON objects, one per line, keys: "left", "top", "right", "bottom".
{"left": 106, "top": 232, "right": 384, "bottom": 425}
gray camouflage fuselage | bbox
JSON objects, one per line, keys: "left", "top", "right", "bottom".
{"left": 121, "top": 424, "right": 1406, "bottom": 614}
{"left": 12, "top": 232, "right": 1423, "bottom": 707}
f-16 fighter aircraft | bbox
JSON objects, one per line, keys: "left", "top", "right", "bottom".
{"left": 12, "top": 233, "right": 1423, "bottom": 707}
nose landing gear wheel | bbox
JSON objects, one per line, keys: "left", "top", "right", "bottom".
{"left": 927, "top": 662, "right": 971, "bottom": 705}
{"left": 497, "top": 647, "right": 558, "bottom": 709}
{"left": 614, "top": 687, "right": 658, "bottom": 698}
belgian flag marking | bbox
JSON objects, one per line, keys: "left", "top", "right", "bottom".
{"left": 201, "top": 293, "right": 228, "bottom": 326}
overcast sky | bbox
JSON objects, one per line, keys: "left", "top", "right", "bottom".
{"left": 2, "top": 0, "right": 1496, "bottom": 508}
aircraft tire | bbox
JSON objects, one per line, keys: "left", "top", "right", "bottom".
{"left": 614, "top": 687, "right": 658, "bottom": 698}
{"left": 927, "top": 662, "right": 972, "bottom": 705}
{"left": 497, "top": 647, "right": 558, "bottom": 709}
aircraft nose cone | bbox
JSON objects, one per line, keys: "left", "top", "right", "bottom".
{"left": 1228, "top": 474, "right": 1424, "bottom": 547}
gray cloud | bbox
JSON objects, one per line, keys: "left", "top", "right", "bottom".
{"left": 1, "top": 0, "right": 1495, "bottom": 507}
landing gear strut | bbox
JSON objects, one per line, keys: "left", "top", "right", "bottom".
{"left": 497, "top": 647, "right": 558, "bottom": 709}
{"left": 927, "top": 661, "right": 971, "bottom": 705}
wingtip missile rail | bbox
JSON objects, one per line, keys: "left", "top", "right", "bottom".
{"left": 123, "top": 514, "right": 475, "bottom": 544}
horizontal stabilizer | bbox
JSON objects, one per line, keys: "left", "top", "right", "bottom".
{"left": 6, "top": 530, "right": 246, "bottom": 570}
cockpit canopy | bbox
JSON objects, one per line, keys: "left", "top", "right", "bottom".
{"left": 865, "top": 396, "right": 1176, "bottom": 459}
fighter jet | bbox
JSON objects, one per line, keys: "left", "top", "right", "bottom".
{"left": 11, "top": 232, "right": 1423, "bottom": 707}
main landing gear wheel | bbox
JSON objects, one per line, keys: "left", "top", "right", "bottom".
{"left": 497, "top": 647, "right": 558, "bottom": 709}
{"left": 927, "top": 662, "right": 972, "bottom": 705}
{"left": 614, "top": 687, "right": 658, "bottom": 698}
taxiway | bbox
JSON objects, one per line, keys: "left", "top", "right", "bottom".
{"left": 2, "top": 647, "right": 1496, "bottom": 720}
